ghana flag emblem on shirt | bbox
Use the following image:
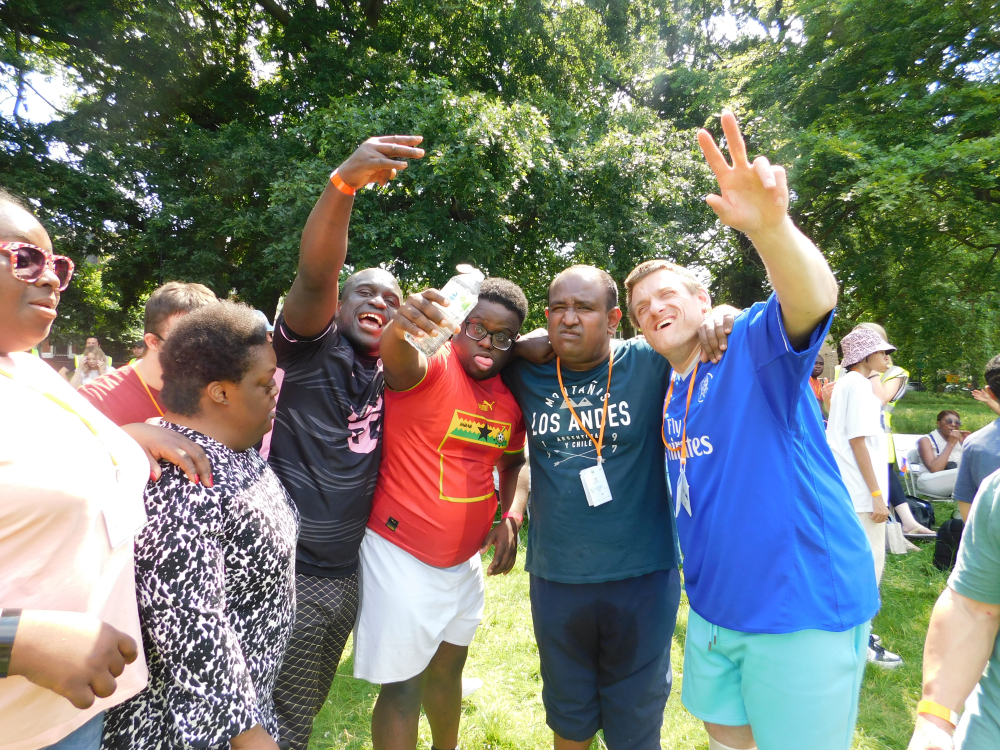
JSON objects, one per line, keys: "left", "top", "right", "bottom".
{"left": 443, "top": 410, "right": 512, "bottom": 449}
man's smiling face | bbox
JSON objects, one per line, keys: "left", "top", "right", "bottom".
{"left": 336, "top": 269, "right": 402, "bottom": 356}
{"left": 630, "top": 268, "right": 711, "bottom": 360}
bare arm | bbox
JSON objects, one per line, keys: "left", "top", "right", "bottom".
{"left": 973, "top": 389, "right": 1000, "bottom": 416}
{"left": 908, "top": 587, "right": 1000, "bottom": 749}
{"left": 870, "top": 374, "right": 905, "bottom": 406}
{"left": 6, "top": 610, "right": 138, "bottom": 709}
{"left": 698, "top": 112, "right": 837, "bottom": 348}
{"left": 848, "top": 435, "right": 889, "bottom": 522}
{"left": 379, "top": 289, "right": 455, "bottom": 392}
{"left": 280, "top": 136, "right": 424, "bottom": 338}
{"left": 481, "top": 451, "right": 529, "bottom": 576}
{"left": 918, "top": 435, "right": 957, "bottom": 474}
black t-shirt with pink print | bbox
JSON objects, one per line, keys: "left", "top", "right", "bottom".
{"left": 269, "top": 315, "right": 385, "bottom": 577}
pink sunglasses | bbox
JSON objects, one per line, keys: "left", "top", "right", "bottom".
{"left": 0, "top": 242, "right": 75, "bottom": 291}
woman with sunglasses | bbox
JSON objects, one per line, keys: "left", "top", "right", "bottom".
{"left": 0, "top": 189, "right": 213, "bottom": 750}
{"left": 916, "top": 410, "right": 969, "bottom": 497}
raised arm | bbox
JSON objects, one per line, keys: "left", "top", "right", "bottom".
{"left": 281, "top": 136, "right": 424, "bottom": 338}
{"left": 378, "top": 288, "right": 457, "bottom": 391}
{"left": 698, "top": 112, "right": 838, "bottom": 348}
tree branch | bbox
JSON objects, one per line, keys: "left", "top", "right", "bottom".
{"left": 257, "top": 0, "right": 291, "bottom": 27}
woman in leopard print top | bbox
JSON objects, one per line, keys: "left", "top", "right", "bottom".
{"left": 103, "top": 302, "right": 298, "bottom": 750}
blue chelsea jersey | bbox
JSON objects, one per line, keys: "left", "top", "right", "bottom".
{"left": 664, "top": 293, "right": 880, "bottom": 634}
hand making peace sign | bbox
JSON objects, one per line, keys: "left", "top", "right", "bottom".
{"left": 698, "top": 111, "right": 789, "bottom": 238}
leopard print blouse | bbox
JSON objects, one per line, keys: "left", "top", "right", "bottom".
{"left": 102, "top": 422, "right": 299, "bottom": 749}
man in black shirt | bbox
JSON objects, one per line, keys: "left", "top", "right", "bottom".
{"left": 270, "top": 135, "right": 425, "bottom": 750}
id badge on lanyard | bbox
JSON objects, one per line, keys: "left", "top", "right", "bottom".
{"left": 580, "top": 463, "right": 613, "bottom": 507}
{"left": 663, "top": 363, "right": 698, "bottom": 518}
{"left": 557, "top": 355, "right": 615, "bottom": 508}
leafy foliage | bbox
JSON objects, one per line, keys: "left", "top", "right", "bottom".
{"left": 1, "top": 0, "right": 998, "bottom": 377}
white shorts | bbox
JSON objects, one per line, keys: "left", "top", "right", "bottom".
{"left": 353, "top": 528, "right": 485, "bottom": 684}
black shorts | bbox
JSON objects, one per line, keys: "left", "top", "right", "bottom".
{"left": 529, "top": 568, "right": 681, "bottom": 750}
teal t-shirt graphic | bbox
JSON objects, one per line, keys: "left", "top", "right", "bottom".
{"left": 502, "top": 338, "right": 678, "bottom": 584}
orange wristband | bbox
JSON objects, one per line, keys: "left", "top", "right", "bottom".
{"left": 329, "top": 170, "right": 356, "bottom": 196}
{"left": 871, "top": 490, "right": 883, "bottom": 497}
{"left": 917, "top": 699, "right": 959, "bottom": 728}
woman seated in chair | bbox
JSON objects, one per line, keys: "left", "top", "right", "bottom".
{"left": 915, "top": 410, "right": 968, "bottom": 497}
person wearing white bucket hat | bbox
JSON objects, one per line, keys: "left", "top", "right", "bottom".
{"left": 826, "top": 326, "right": 903, "bottom": 668}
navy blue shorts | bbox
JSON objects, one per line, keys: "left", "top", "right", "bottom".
{"left": 529, "top": 568, "right": 681, "bottom": 750}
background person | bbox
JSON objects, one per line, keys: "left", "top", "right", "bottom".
{"left": 79, "top": 281, "right": 218, "bottom": 426}
{"left": 953, "top": 355, "right": 1000, "bottom": 523}
{"left": 634, "top": 109, "right": 880, "bottom": 750}
{"left": 69, "top": 344, "right": 116, "bottom": 388}
{"left": 916, "top": 410, "right": 968, "bottom": 497}
{"left": 907, "top": 468, "right": 1000, "bottom": 750}
{"left": 0, "top": 188, "right": 212, "bottom": 750}
{"left": 128, "top": 340, "right": 147, "bottom": 365}
{"left": 267, "top": 136, "right": 421, "bottom": 750}
{"left": 356, "top": 277, "right": 529, "bottom": 750}
{"left": 102, "top": 302, "right": 297, "bottom": 750}
{"left": 854, "top": 323, "right": 930, "bottom": 535}
{"left": 826, "top": 327, "right": 903, "bottom": 667}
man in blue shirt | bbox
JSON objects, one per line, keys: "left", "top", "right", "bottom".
{"left": 626, "top": 111, "right": 879, "bottom": 750}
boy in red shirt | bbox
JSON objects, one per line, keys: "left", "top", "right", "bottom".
{"left": 355, "top": 277, "right": 529, "bottom": 750}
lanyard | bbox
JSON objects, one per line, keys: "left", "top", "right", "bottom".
{"left": 662, "top": 361, "right": 699, "bottom": 467}
{"left": 134, "top": 364, "right": 164, "bottom": 417}
{"left": 0, "top": 366, "right": 120, "bottom": 472}
{"left": 556, "top": 352, "right": 613, "bottom": 463}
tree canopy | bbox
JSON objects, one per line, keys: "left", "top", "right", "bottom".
{"left": 2, "top": 0, "right": 998, "bottom": 382}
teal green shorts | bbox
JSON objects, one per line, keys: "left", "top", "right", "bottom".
{"left": 681, "top": 610, "right": 870, "bottom": 750}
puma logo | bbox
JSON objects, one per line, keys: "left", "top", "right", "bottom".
{"left": 478, "top": 400, "right": 495, "bottom": 412}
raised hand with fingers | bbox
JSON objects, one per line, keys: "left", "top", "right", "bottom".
{"left": 698, "top": 111, "right": 789, "bottom": 238}
{"left": 336, "top": 135, "right": 425, "bottom": 191}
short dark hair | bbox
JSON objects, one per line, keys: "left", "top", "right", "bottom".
{"left": 341, "top": 268, "right": 401, "bottom": 298}
{"left": 477, "top": 277, "right": 529, "bottom": 329}
{"left": 144, "top": 281, "right": 218, "bottom": 336}
{"left": 549, "top": 265, "right": 618, "bottom": 311}
{"left": 160, "top": 301, "right": 268, "bottom": 416}
{"left": 986, "top": 354, "right": 1000, "bottom": 396}
{"left": 936, "top": 410, "right": 960, "bottom": 423}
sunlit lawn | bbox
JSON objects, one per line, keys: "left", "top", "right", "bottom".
{"left": 308, "top": 515, "right": 953, "bottom": 750}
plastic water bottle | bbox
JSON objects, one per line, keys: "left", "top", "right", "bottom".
{"left": 405, "top": 264, "right": 485, "bottom": 357}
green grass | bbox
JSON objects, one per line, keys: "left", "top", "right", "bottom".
{"left": 891, "top": 391, "right": 996, "bottom": 435}
{"left": 307, "top": 525, "right": 953, "bottom": 750}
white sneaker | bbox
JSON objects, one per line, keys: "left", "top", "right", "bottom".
{"left": 461, "top": 677, "right": 483, "bottom": 699}
{"left": 868, "top": 635, "right": 903, "bottom": 668}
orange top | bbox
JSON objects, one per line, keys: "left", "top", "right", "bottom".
{"left": 369, "top": 344, "right": 525, "bottom": 567}
{"left": 0, "top": 352, "right": 148, "bottom": 750}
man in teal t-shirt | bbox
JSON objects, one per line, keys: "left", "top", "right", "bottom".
{"left": 909, "top": 467, "right": 1000, "bottom": 750}
{"left": 502, "top": 265, "right": 682, "bottom": 750}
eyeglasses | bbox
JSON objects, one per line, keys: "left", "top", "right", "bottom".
{"left": 0, "top": 242, "right": 75, "bottom": 291}
{"left": 464, "top": 321, "right": 513, "bottom": 351}
{"left": 942, "top": 418, "right": 962, "bottom": 426}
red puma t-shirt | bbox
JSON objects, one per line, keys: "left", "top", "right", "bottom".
{"left": 369, "top": 343, "right": 526, "bottom": 567}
